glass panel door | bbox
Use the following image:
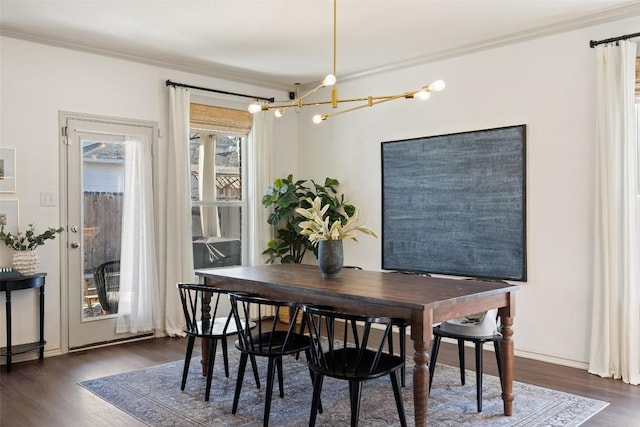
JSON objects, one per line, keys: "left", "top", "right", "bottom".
{"left": 64, "top": 115, "right": 155, "bottom": 349}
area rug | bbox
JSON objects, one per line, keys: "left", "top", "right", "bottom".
{"left": 80, "top": 352, "right": 608, "bottom": 427}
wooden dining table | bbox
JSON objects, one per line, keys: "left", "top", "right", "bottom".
{"left": 196, "top": 263, "right": 519, "bottom": 427}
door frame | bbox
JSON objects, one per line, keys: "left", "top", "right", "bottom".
{"left": 59, "top": 111, "right": 159, "bottom": 353}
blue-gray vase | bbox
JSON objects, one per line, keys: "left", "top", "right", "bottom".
{"left": 317, "top": 239, "right": 344, "bottom": 279}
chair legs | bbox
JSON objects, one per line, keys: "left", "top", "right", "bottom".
{"left": 309, "top": 372, "right": 324, "bottom": 427}
{"left": 349, "top": 381, "right": 363, "bottom": 427}
{"left": 428, "top": 335, "right": 441, "bottom": 394}
{"left": 181, "top": 336, "right": 196, "bottom": 391}
{"left": 474, "top": 342, "right": 483, "bottom": 412}
{"left": 494, "top": 340, "right": 504, "bottom": 390}
{"left": 387, "top": 323, "right": 407, "bottom": 387}
{"left": 390, "top": 371, "right": 408, "bottom": 427}
{"left": 430, "top": 333, "right": 502, "bottom": 413}
{"left": 457, "top": 339, "right": 466, "bottom": 385}
{"left": 232, "top": 352, "right": 248, "bottom": 415}
{"left": 205, "top": 338, "right": 218, "bottom": 401}
{"left": 309, "top": 372, "right": 405, "bottom": 427}
{"left": 233, "top": 354, "right": 284, "bottom": 427}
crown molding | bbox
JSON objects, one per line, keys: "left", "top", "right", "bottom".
{"left": 3, "top": 2, "right": 639, "bottom": 90}
{"left": 0, "top": 25, "right": 293, "bottom": 92}
{"left": 340, "top": 2, "right": 640, "bottom": 83}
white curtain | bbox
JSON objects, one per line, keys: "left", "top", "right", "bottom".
{"left": 589, "top": 40, "right": 640, "bottom": 385}
{"left": 163, "top": 86, "right": 195, "bottom": 336}
{"left": 247, "top": 110, "right": 275, "bottom": 318}
{"left": 116, "top": 136, "right": 161, "bottom": 333}
{"left": 247, "top": 109, "right": 274, "bottom": 266}
{"left": 199, "top": 134, "right": 220, "bottom": 237}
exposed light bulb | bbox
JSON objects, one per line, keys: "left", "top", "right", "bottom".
{"left": 312, "top": 114, "right": 326, "bottom": 124}
{"left": 248, "top": 103, "right": 262, "bottom": 114}
{"left": 322, "top": 74, "right": 337, "bottom": 86}
{"left": 429, "top": 80, "right": 446, "bottom": 92}
{"left": 415, "top": 90, "right": 431, "bottom": 101}
{"left": 274, "top": 108, "right": 285, "bottom": 118}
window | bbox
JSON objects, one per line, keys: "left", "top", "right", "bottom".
{"left": 189, "top": 104, "right": 251, "bottom": 268}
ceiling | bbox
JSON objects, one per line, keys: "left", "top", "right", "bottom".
{"left": 1, "top": 0, "right": 639, "bottom": 91}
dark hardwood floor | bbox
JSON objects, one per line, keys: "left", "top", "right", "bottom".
{"left": 1, "top": 336, "right": 638, "bottom": 426}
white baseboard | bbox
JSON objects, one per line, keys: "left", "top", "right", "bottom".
{"left": 438, "top": 337, "right": 589, "bottom": 370}
{"left": 514, "top": 348, "right": 589, "bottom": 370}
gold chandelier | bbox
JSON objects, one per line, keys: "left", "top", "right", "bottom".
{"left": 248, "top": 0, "right": 445, "bottom": 124}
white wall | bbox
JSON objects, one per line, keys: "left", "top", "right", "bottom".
{"left": 1, "top": 14, "right": 638, "bottom": 368}
{"left": 295, "top": 16, "right": 640, "bottom": 368}
{"left": 0, "top": 36, "right": 295, "bottom": 355}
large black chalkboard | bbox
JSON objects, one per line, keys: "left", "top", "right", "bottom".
{"left": 381, "top": 125, "right": 527, "bottom": 281}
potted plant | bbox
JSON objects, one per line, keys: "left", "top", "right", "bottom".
{"left": 296, "top": 196, "right": 377, "bottom": 278}
{"left": 261, "top": 175, "right": 354, "bottom": 264}
{"left": 0, "top": 223, "right": 64, "bottom": 275}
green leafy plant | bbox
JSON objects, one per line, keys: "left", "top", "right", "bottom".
{"left": 296, "top": 196, "right": 377, "bottom": 245}
{"left": 0, "top": 224, "right": 64, "bottom": 251}
{"left": 261, "top": 175, "right": 355, "bottom": 263}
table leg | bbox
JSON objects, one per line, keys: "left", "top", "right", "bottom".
{"left": 5, "top": 290, "right": 12, "bottom": 372}
{"left": 39, "top": 285, "right": 45, "bottom": 360}
{"left": 413, "top": 340, "right": 430, "bottom": 426}
{"left": 500, "top": 312, "right": 515, "bottom": 416}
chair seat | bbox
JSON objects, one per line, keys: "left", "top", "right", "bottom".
{"left": 315, "top": 348, "right": 404, "bottom": 381}
{"left": 185, "top": 318, "right": 255, "bottom": 338}
{"left": 439, "top": 308, "right": 499, "bottom": 337}
{"left": 235, "top": 330, "right": 310, "bottom": 356}
{"left": 436, "top": 323, "right": 501, "bottom": 341}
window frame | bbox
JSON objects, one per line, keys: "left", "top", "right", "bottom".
{"left": 189, "top": 128, "right": 248, "bottom": 267}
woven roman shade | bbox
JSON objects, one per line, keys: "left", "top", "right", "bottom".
{"left": 190, "top": 103, "right": 252, "bottom": 135}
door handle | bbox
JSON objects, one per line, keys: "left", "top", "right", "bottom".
{"left": 70, "top": 241, "right": 80, "bottom": 249}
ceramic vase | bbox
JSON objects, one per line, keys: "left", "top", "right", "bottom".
{"left": 317, "top": 239, "right": 343, "bottom": 279}
{"left": 12, "top": 250, "right": 40, "bottom": 276}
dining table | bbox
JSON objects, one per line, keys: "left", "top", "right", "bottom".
{"left": 196, "top": 263, "right": 519, "bottom": 427}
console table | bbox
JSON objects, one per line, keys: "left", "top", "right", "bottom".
{"left": 0, "top": 273, "right": 47, "bottom": 372}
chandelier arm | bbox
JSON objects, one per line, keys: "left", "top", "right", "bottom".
{"left": 264, "top": 89, "right": 428, "bottom": 110}
{"left": 324, "top": 92, "right": 421, "bottom": 120}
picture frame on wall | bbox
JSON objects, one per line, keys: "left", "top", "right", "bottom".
{"left": 0, "top": 199, "right": 19, "bottom": 234}
{"left": 0, "top": 148, "right": 16, "bottom": 193}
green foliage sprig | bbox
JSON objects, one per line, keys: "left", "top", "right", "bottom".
{"left": 0, "top": 224, "right": 64, "bottom": 251}
{"left": 261, "top": 175, "right": 355, "bottom": 264}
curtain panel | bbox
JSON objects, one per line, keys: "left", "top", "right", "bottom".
{"left": 589, "top": 40, "right": 640, "bottom": 385}
{"left": 162, "top": 86, "right": 195, "bottom": 336}
{"left": 116, "top": 136, "right": 161, "bottom": 333}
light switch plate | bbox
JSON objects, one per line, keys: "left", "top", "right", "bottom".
{"left": 40, "top": 191, "right": 57, "bottom": 207}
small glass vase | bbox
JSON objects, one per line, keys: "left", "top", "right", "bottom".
{"left": 12, "top": 250, "right": 40, "bottom": 276}
{"left": 317, "top": 239, "right": 344, "bottom": 279}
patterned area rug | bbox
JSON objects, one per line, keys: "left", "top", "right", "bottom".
{"left": 80, "top": 352, "right": 607, "bottom": 426}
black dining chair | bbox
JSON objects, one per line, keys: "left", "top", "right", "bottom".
{"left": 229, "top": 293, "right": 316, "bottom": 427}
{"left": 304, "top": 305, "right": 407, "bottom": 427}
{"left": 177, "top": 283, "right": 259, "bottom": 401}
{"left": 429, "top": 308, "right": 503, "bottom": 412}
{"left": 93, "top": 260, "right": 120, "bottom": 314}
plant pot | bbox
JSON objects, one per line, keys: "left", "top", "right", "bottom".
{"left": 317, "top": 239, "right": 343, "bottom": 279}
{"left": 12, "top": 250, "right": 40, "bottom": 276}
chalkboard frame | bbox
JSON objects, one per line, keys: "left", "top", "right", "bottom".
{"left": 381, "top": 124, "right": 527, "bottom": 282}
